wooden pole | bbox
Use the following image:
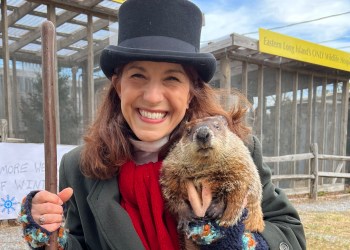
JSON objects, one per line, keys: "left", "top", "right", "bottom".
{"left": 47, "top": 4, "right": 60, "bottom": 144}
{"left": 1, "top": 0, "right": 14, "bottom": 138}
{"left": 41, "top": 20, "right": 58, "bottom": 250}
{"left": 257, "top": 65, "right": 264, "bottom": 141}
{"left": 310, "top": 143, "right": 319, "bottom": 200}
{"left": 87, "top": 14, "right": 95, "bottom": 122}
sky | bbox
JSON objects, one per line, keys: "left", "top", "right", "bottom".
{"left": 192, "top": 0, "right": 350, "bottom": 53}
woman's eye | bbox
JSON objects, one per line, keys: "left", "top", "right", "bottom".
{"left": 166, "top": 76, "right": 180, "bottom": 82}
{"left": 131, "top": 73, "right": 145, "bottom": 79}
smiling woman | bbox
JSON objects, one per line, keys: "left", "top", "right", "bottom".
{"left": 19, "top": 0, "right": 305, "bottom": 249}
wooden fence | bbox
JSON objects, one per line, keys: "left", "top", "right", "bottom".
{"left": 263, "top": 143, "right": 350, "bottom": 200}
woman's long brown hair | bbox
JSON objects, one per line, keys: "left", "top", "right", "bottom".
{"left": 81, "top": 64, "right": 252, "bottom": 179}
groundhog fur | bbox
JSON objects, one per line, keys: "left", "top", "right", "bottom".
{"left": 160, "top": 115, "right": 264, "bottom": 247}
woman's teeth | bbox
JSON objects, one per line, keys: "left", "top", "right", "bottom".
{"left": 139, "top": 110, "right": 166, "bottom": 119}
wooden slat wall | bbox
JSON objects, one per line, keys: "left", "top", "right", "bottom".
{"left": 221, "top": 55, "right": 349, "bottom": 192}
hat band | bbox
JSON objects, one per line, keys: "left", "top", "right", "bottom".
{"left": 119, "top": 36, "right": 199, "bottom": 53}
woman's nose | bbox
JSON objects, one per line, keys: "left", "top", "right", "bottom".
{"left": 143, "top": 81, "right": 164, "bottom": 103}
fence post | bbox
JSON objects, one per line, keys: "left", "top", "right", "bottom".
{"left": 310, "top": 143, "right": 319, "bottom": 200}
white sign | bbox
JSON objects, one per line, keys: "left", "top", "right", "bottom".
{"left": 0, "top": 143, "right": 76, "bottom": 220}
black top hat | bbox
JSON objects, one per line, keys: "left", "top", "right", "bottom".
{"left": 100, "top": 0, "right": 216, "bottom": 82}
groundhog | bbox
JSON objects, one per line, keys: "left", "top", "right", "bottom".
{"left": 160, "top": 115, "right": 264, "bottom": 247}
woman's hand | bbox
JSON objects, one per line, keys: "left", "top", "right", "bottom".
{"left": 31, "top": 187, "right": 73, "bottom": 232}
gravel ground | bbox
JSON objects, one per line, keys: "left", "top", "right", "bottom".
{"left": 1, "top": 195, "right": 349, "bottom": 250}
{"left": 291, "top": 194, "right": 350, "bottom": 212}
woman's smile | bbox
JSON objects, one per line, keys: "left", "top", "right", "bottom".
{"left": 138, "top": 109, "right": 167, "bottom": 122}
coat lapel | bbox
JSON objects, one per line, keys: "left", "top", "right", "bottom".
{"left": 87, "top": 177, "right": 145, "bottom": 250}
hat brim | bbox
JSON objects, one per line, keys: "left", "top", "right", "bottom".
{"left": 100, "top": 45, "right": 217, "bottom": 83}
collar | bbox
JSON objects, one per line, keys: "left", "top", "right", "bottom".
{"left": 129, "top": 136, "right": 169, "bottom": 165}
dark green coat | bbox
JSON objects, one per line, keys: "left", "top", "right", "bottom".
{"left": 59, "top": 136, "right": 306, "bottom": 250}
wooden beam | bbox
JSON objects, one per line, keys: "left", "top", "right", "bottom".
{"left": 319, "top": 77, "right": 327, "bottom": 185}
{"left": 12, "top": 23, "right": 37, "bottom": 31}
{"left": 30, "top": 9, "right": 111, "bottom": 28}
{"left": 9, "top": 10, "right": 78, "bottom": 53}
{"left": 1, "top": 0, "right": 14, "bottom": 138}
{"left": 272, "top": 174, "right": 314, "bottom": 181}
{"left": 307, "top": 75, "right": 314, "bottom": 190}
{"left": 292, "top": 73, "right": 298, "bottom": 155}
{"left": 13, "top": 23, "right": 69, "bottom": 38}
{"left": 201, "top": 32, "right": 258, "bottom": 54}
{"left": 263, "top": 153, "right": 314, "bottom": 163}
{"left": 310, "top": 143, "right": 319, "bottom": 199}
{"left": 87, "top": 14, "right": 95, "bottom": 122}
{"left": 68, "top": 38, "right": 108, "bottom": 62}
{"left": 57, "top": 18, "right": 109, "bottom": 50}
{"left": 331, "top": 81, "right": 338, "bottom": 184}
{"left": 318, "top": 172, "right": 350, "bottom": 178}
{"left": 318, "top": 154, "right": 350, "bottom": 161}
{"left": 231, "top": 33, "right": 258, "bottom": 50}
{"left": 26, "top": 0, "right": 118, "bottom": 21}
{"left": 12, "top": 57, "right": 19, "bottom": 137}
{"left": 257, "top": 65, "right": 264, "bottom": 141}
{"left": 9, "top": 51, "right": 72, "bottom": 66}
{"left": 340, "top": 81, "right": 349, "bottom": 157}
{"left": 292, "top": 72, "right": 298, "bottom": 189}
{"left": 241, "top": 61, "right": 248, "bottom": 96}
{"left": 219, "top": 57, "right": 231, "bottom": 110}
{"left": 226, "top": 52, "right": 350, "bottom": 81}
{"left": 0, "top": 2, "right": 39, "bottom": 33}
{"left": 71, "top": 66, "right": 78, "bottom": 114}
{"left": 307, "top": 75, "right": 314, "bottom": 151}
{"left": 274, "top": 68, "right": 282, "bottom": 176}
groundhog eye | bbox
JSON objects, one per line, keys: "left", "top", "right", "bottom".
{"left": 214, "top": 122, "right": 220, "bottom": 130}
{"left": 186, "top": 127, "right": 192, "bottom": 136}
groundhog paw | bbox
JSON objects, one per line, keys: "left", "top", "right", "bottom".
{"left": 205, "top": 198, "right": 225, "bottom": 219}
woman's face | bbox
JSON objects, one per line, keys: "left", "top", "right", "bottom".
{"left": 115, "top": 61, "right": 192, "bottom": 142}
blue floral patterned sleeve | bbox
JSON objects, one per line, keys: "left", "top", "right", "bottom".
{"left": 186, "top": 209, "right": 269, "bottom": 250}
{"left": 18, "top": 190, "right": 68, "bottom": 249}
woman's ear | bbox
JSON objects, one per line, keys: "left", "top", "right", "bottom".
{"left": 112, "top": 75, "right": 121, "bottom": 97}
{"left": 187, "top": 94, "right": 193, "bottom": 109}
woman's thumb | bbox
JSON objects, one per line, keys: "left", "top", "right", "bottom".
{"left": 58, "top": 187, "right": 73, "bottom": 203}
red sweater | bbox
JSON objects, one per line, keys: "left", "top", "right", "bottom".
{"left": 119, "top": 161, "right": 179, "bottom": 250}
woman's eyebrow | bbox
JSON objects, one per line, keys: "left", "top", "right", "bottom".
{"left": 125, "top": 65, "right": 146, "bottom": 72}
{"left": 165, "top": 69, "right": 186, "bottom": 75}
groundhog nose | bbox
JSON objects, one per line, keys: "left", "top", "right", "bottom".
{"left": 196, "top": 126, "right": 211, "bottom": 144}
